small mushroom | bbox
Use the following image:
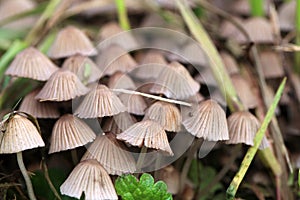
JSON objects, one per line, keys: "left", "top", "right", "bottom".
{"left": 49, "top": 114, "right": 96, "bottom": 154}
{"left": 60, "top": 159, "right": 118, "bottom": 200}
{"left": 182, "top": 99, "right": 229, "bottom": 141}
{"left": 19, "top": 89, "right": 60, "bottom": 119}
{"left": 102, "top": 112, "right": 136, "bottom": 134}
{"left": 75, "top": 84, "right": 126, "bottom": 118}
{"left": 81, "top": 132, "right": 136, "bottom": 175}
{"left": 5, "top": 47, "right": 59, "bottom": 81}
{"left": 48, "top": 26, "right": 97, "bottom": 59}
{"left": 118, "top": 93, "right": 147, "bottom": 115}
{"left": 35, "top": 69, "right": 90, "bottom": 102}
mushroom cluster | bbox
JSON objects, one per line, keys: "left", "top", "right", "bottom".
{"left": 2, "top": 21, "right": 271, "bottom": 199}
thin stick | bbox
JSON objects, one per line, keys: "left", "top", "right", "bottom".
{"left": 226, "top": 78, "right": 286, "bottom": 200}
{"left": 16, "top": 152, "right": 37, "bottom": 200}
{"left": 112, "top": 88, "right": 192, "bottom": 107}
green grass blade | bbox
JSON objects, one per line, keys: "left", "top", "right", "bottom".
{"left": 249, "top": 0, "right": 264, "bottom": 17}
{"left": 115, "top": 0, "right": 130, "bottom": 30}
{"left": 226, "top": 77, "right": 286, "bottom": 200}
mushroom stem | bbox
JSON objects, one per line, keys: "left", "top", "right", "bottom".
{"left": 16, "top": 151, "right": 37, "bottom": 200}
{"left": 71, "top": 149, "right": 79, "bottom": 165}
{"left": 136, "top": 146, "right": 148, "bottom": 172}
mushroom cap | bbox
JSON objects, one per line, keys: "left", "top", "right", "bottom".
{"left": 81, "top": 133, "right": 136, "bottom": 175}
{"left": 117, "top": 119, "right": 173, "bottom": 156}
{"left": 5, "top": 47, "right": 59, "bottom": 81}
{"left": 102, "top": 112, "right": 136, "bottom": 134}
{"left": 60, "top": 159, "right": 118, "bottom": 200}
{"left": 0, "top": 114, "right": 45, "bottom": 154}
{"left": 119, "top": 93, "right": 147, "bottom": 115}
{"left": 226, "top": 111, "right": 269, "bottom": 149}
{"left": 49, "top": 114, "right": 96, "bottom": 153}
{"left": 62, "top": 54, "right": 102, "bottom": 84}
{"left": 150, "top": 62, "right": 200, "bottom": 100}
{"left": 35, "top": 69, "right": 90, "bottom": 102}
{"left": 96, "top": 44, "right": 137, "bottom": 76}
{"left": 144, "top": 101, "right": 181, "bottom": 132}
{"left": 107, "top": 72, "right": 136, "bottom": 90}
{"left": 48, "top": 26, "right": 97, "bottom": 59}
{"left": 182, "top": 99, "right": 229, "bottom": 141}
{"left": 0, "top": 0, "right": 36, "bottom": 30}
{"left": 220, "top": 51, "right": 239, "bottom": 75}
{"left": 74, "top": 84, "right": 126, "bottom": 118}
{"left": 278, "top": 0, "right": 296, "bottom": 31}
{"left": 19, "top": 89, "right": 60, "bottom": 119}
{"left": 259, "top": 51, "right": 284, "bottom": 79}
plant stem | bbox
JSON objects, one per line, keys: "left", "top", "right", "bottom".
{"left": 226, "top": 77, "right": 286, "bottom": 200}
{"left": 42, "top": 159, "right": 62, "bottom": 200}
{"left": 249, "top": 0, "right": 264, "bottom": 17}
{"left": 136, "top": 146, "right": 148, "bottom": 172}
{"left": 38, "top": 30, "right": 57, "bottom": 54}
{"left": 16, "top": 152, "right": 37, "bottom": 200}
{"left": 115, "top": 0, "right": 130, "bottom": 30}
{"left": 294, "top": 0, "right": 300, "bottom": 74}
{"left": 71, "top": 149, "right": 78, "bottom": 165}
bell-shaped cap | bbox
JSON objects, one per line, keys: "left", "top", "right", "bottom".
{"left": 62, "top": 54, "right": 102, "bottom": 84}
{"left": 36, "top": 69, "right": 90, "bottom": 102}
{"left": 48, "top": 26, "right": 97, "bottom": 59}
{"left": 5, "top": 47, "right": 59, "bottom": 81}
{"left": 220, "top": 51, "right": 239, "bottom": 75}
{"left": 81, "top": 133, "right": 136, "bottom": 175}
{"left": 108, "top": 72, "right": 136, "bottom": 90}
{"left": 226, "top": 111, "right": 269, "bottom": 149}
{"left": 96, "top": 44, "right": 137, "bottom": 76}
{"left": 119, "top": 93, "right": 147, "bottom": 115}
{"left": 117, "top": 120, "right": 173, "bottom": 156}
{"left": 19, "top": 89, "right": 60, "bottom": 118}
{"left": 75, "top": 84, "right": 126, "bottom": 118}
{"left": 259, "top": 51, "right": 284, "bottom": 79}
{"left": 49, "top": 114, "right": 96, "bottom": 153}
{"left": 60, "top": 159, "right": 118, "bottom": 200}
{"left": 102, "top": 112, "right": 136, "bottom": 134}
{"left": 278, "top": 1, "right": 295, "bottom": 31}
{"left": 150, "top": 62, "right": 200, "bottom": 100}
{"left": 182, "top": 99, "right": 229, "bottom": 141}
{"left": 144, "top": 101, "right": 181, "bottom": 132}
{"left": 0, "top": 113, "right": 45, "bottom": 154}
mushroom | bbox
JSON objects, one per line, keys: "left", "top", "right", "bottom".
{"left": 35, "top": 69, "right": 90, "bottom": 102}
{"left": 259, "top": 51, "right": 284, "bottom": 79}
{"left": 144, "top": 101, "right": 181, "bottom": 132}
{"left": 81, "top": 132, "right": 136, "bottom": 175}
{"left": 0, "top": 112, "right": 45, "bottom": 200}
{"left": 96, "top": 44, "right": 137, "bottom": 76}
{"left": 5, "top": 47, "right": 59, "bottom": 81}
{"left": 278, "top": 0, "right": 296, "bottom": 31}
{"left": 74, "top": 84, "right": 126, "bottom": 118}
{"left": 150, "top": 62, "right": 200, "bottom": 100}
{"left": 118, "top": 93, "right": 147, "bottom": 115}
{"left": 62, "top": 54, "right": 102, "bottom": 84}
{"left": 108, "top": 72, "right": 136, "bottom": 90}
{"left": 102, "top": 112, "right": 136, "bottom": 134}
{"left": 182, "top": 99, "right": 229, "bottom": 141}
{"left": 156, "top": 165, "right": 180, "bottom": 195}
{"left": 220, "top": 51, "right": 239, "bottom": 75}
{"left": 60, "top": 159, "right": 118, "bottom": 200}
{"left": 49, "top": 114, "right": 96, "bottom": 154}
{"left": 226, "top": 111, "right": 269, "bottom": 149}
{"left": 48, "top": 26, "right": 97, "bottom": 59}
{"left": 19, "top": 89, "right": 60, "bottom": 119}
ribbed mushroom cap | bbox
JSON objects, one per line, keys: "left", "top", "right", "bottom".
{"left": 117, "top": 120, "right": 173, "bottom": 156}
{"left": 150, "top": 62, "right": 200, "bottom": 100}
{"left": 98, "top": 22, "right": 138, "bottom": 50}
{"left": 107, "top": 72, "right": 136, "bottom": 90}
{"left": 81, "top": 133, "right": 136, "bottom": 175}
{"left": 35, "top": 69, "right": 90, "bottom": 102}
{"left": 133, "top": 50, "right": 167, "bottom": 80}
{"left": 144, "top": 101, "right": 181, "bottom": 132}
{"left": 96, "top": 44, "right": 138, "bottom": 76}
{"left": 259, "top": 51, "right": 284, "bottom": 79}
{"left": 119, "top": 93, "right": 147, "bottom": 115}
{"left": 195, "top": 68, "right": 218, "bottom": 87}
{"left": 62, "top": 54, "right": 102, "bottom": 84}
{"left": 49, "top": 114, "right": 96, "bottom": 154}
{"left": 60, "top": 159, "right": 117, "bottom": 200}
{"left": 219, "top": 17, "right": 243, "bottom": 39}
{"left": 182, "top": 99, "right": 229, "bottom": 141}
{"left": 48, "top": 26, "right": 97, "bottom": 59}
{"left": 278, "top": 0, "right": 295, "bottom": 31}
{"left": 5, "top": 47, "right": 59, "bottom": 81}
{"left": 220, "top": 52, "right": 239, "bottom": 75}
{"left": 234, "top": 17, "right": 274, "bottom": 44}
{"left": 231, "top": 74, "right": 258, "bottom": 109}
{"left": 0, "top": 0, "right": 36, "bottom": 30}
{"left": 226, "top": 111, "right": 269, "bottom": 149}
{"left": 157, "top": 165, "right": 180, "bottom": 195}
{"left": 102, "top": 112, "right": 136, "bottom": 134}
{"left": 0, "top": 114, "right": 45, "bottom": 154}
{"left": 19, "top": 89, "right": 60, "bottom": 119}
{"left": 74, "top": 84, "right": 126, "bottom": 118}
